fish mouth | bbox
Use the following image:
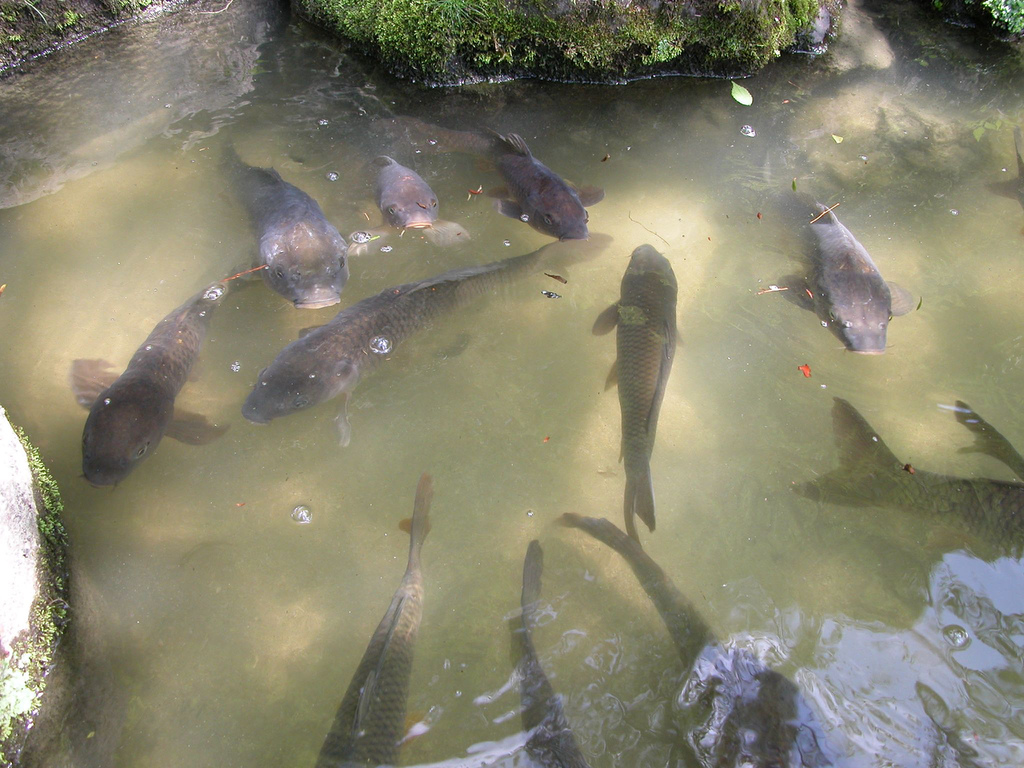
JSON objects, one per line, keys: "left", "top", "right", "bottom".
{"left": 402, "top": 221, "right": 434, "bottom": 231}
{"left": 241, "top": 402, "right": 272, "bottom": 424}
{"left": 293, "top": 296, "right": 341, "bottom": 310}
{"left": 850, "top": 348, "right": 885, "bottom": 355}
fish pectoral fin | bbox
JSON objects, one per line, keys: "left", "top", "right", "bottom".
{"left": 355, "top": 593, "right": 408, "bottom": 731}
{"left": 574, "top": 185, "right": 605, "bottom": 207}
{"left": 335, "top": 393, "right": 352, "bottom": 448}
{"left": 298, "top": 325, "right": 325, "bottom": 339}
{"left": 887, "top": 282, "right": 915, "bottom": 316}
{"left": 592, "top": 303, "right": 619, "bottom": 335}
{"left": 499, "top": 132, "right": 532, "bottom": 157}
{"left": 777, "top": 274, "right": 816, "bottom": 312}
{"left": 494, "top": 199, "right": 525, "bottom": 220}
{"left": 165, "top": 410, "right": 229, "bottom": 445}
{"left": 354, "top": 668, "right": 378, "bottom": 735}
{"left": 69, "top": 358, "right": 119, "bottom": 409}
{"left": 421, "top": 220, "right": 471, "bottom": 247}
{"left": 604, "top": 361, "right": 619, "bottom": 391}
{"left": 486, "top": 185, "right": 510, "bottom": 200}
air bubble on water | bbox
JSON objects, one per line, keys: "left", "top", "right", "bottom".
{"left": 351, "top": 231, "right": 371, "bottom": 244}
{"left": 443, "top": 659, "right": 451, "bottom": 670}
{"left": 454, "top": 690, "right": 462, "bottom": 698}
{"left": 740, "top": 125, "right": 756, "bottom": 137}
{"left": 144, "top": 345, "right": 153, "bottom": 351}
{"left": 103, "top": 398, "right": 111, "bottom": 406}
{"left": 503, "top": 240, "right": 511, "bottom": 247}
{"left": 950, "top": 209, "right": 959, "bottom": 216}
{"left": 164, "top": 103, "right": 172, "bottom": 109}
{"left": 428, "top": 139, "right": 438, "bottom": 146}
{"left": 380, "top": 245, "right": 393, "bottom": 253}
{"left": 203, "top": 285, "right": 225, "bottom": 301}
{"left": 520, "top": 214, "right": 529, "bottom": 222}
{"left": 291, "top": 505, "right": 313, "bottom": 524}
{"left": 318, "top": 118, "right": 329, "bottom": 126}
{"left": 526, "top": 509, "right": 534, "bottom": 517}
{"left": 326, "top": 171, "right": 340, "bottom": 182}
{"left": 369, "top": 336, "right": 392, "bottom": 354}
{"left": 309, "top": 373, "right": 316, "bottom": 379}
{"left": 230, "top": 361, "right": 241, "bottom": 373}
{"left": 942, "top": 624, "right": 970, "bottom": 648}
{"left": 859, "top": 155, "right": 869, "bottom": 162}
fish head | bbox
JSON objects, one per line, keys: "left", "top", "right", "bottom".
{"left": 378, "top": 173, "right": 440, "bottom": 230}
{"left": 624, "top": 244, "right": 678, "bottom": 296}
{"left": 242, "top": 349, "right": 358, "bottom": 424}
{"left": 81, "top": 383, "right": 171, "bottom": 485}
{"left": 525, "top": 187, "right": 589, "bottom": 241}
{"left": 823, "top": 282, "right": 892, "bottom": 354}
{"left": 260, "top": 221, "right": 349, "bottom": 309}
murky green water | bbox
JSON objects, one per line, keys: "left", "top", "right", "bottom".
{"left": 2, "top": 0, "right": 1024, "bottom": 765}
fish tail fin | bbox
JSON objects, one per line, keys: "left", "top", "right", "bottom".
{"left": 624, "top": 463, "right": 656, "bottom": 540}
{"left": 953, "top": 400, "right": 1024, "bottom": 479}
{"left": 408, "top": 473, "right": 433, "bottom": 563}
{"left": 795, "top": 398, "right": 903, "bottom": 505}
{"left": 560, "top": 513, "right": 647, "bottom": 559}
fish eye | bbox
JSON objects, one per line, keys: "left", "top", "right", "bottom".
{"left": 828, "top": 310, "right": 836, "bottom": 322}
{"left": 543, "top": 214, "right": 553, "bottom": 225}
{"left": 339, "top": 256, "right": 346, "bottom": 268}
{"left": 430, "top": 199, "right": 437, "bottom": 208}
{"left": 135, "top": 444, "right": 148, "bottom": 459}
{"left": 293, "top": 394, "right": 309, "bottom": 408}
{"left": 888, "top": 314, "right": 893, "bottom": 322}
{"left": 387, "top": 206, "right": 396, "bottom": 215}
{"left": 275, "top": 267, "right": 284, "bottom": 279}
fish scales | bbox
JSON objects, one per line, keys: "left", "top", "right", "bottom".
{"left": 316, "top": 474, "right": 432, "bottom": 767}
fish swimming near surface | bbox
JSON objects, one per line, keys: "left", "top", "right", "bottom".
{"left": 70, "top": 282, "right": 230, "bottom": 486}
{"left": 986, "top": 126, "right": 1024, "bottom": 224}
{"left": 559, "top": 514, "right": 831, "bottom": 768}
{"left": 383, "top": 117, "right": 603, "bottom": 241}
{"left": 243, "top": 236, "right": 607, "bottom": 445}
{"left": 359, "top": 155, "right": 469, "bottom": 249}
{"left": 780, "top": 200, "right": 913, "bottom": 353}
{"left": 223, "top": 145, "right": 349, "bottom": 309}
{"left": 796, "top": 398, "right": 1024, "bottom": 557}
{"left": 315, "top": 472, "right": 433, "bottom": 768}
{"left": 509, "top": 541, "right": 592, "bottom": 768}
{"left": 592, "top": 245, "right": 678, "bottom": 541}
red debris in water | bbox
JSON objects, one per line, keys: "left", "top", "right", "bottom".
{"left": 235, "top": 502, "right": 246, "bottom": 507}
{"left": 756, "top": 212, "right": 763, "bottom": 220}
{"left": 601, "top": 154, "right": 611, "bottom": 162}
{"left": 543, "top": 436, "right": 550, "bottom": 443}
{"left": 903, "top": 463, "right": 916, "bottom": 474}
{"left": 798, "top": 364, "right": 811, "bottom": 378}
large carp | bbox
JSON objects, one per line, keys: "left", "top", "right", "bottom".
{"left": 71, "top": 282, "right": 230, "bottom": 486}
{"left": 510, "top": 541, "right": 592, "bottom": 768}
{"left": 224, "top": 146, "right": 349, "bottom": 309}
{"left": 243, "top": 237, "right": 606, "bottom": 445}
{"left": 560, "top": 514, "right": 831, "bottom": 767}
{"left": 592, "top": 245, "right": 678, "bottom": 541}
{"left": 781, "top": 202, "right": 912, "bottom": 353}
{"left": 797, "top": 398, "right": 1024, "bottom": 556}
{"left": 315, "top": 473, "right": 433, "bottom": 767}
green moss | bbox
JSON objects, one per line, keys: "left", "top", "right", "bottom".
{"left": 932, "top": 0, "right": 1024, "bottom": 35}
{"left": 293, "top": 0, "right": 829, "bottom": 83}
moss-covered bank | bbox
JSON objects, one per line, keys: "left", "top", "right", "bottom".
{"left": 929, "top": 0, "right": 1024, "bottom": 37}
{"left": 0, "top": 409, "right": 68, "bottom": 767}
{"left": 292, "top": 0, "right": 837, "bottom": 84}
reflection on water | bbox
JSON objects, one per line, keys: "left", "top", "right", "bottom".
{"left": 2, "top": 0, "right": 1024, "bottom": 765}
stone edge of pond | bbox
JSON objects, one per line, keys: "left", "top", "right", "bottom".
{"left": 0, "top": 406, "right": 69, "bottom": 768}
{"left": 290, "top": 0, "right": 841, "bottom": 85}
{"left": 0, "top": 0, "right": 197, "bottom": 76}
{"left": 931, "top": 0, "right": 1024, "bottom": 39}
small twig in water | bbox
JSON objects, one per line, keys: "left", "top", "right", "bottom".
{"left": 809, "top": 202, "right": 840, "bottom": 224}
{"left": 200, "top": 0, "right": 234, "bottom": 14}
{"left": 223, "top": 264, "right": 267, "bottom": 282}
{"left": 756, "top": 285, "right": 788, "bottom": 295}
{"left": 627, "top": 211, "right": 670, "bottom": 247}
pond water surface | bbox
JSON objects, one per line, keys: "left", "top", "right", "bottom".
{"left": 2, "top": 0, "right": 1024, "bottom": 766}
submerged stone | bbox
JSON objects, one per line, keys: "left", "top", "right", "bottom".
{"left": 291, "top": 0, "right": 840, "bottom": 84}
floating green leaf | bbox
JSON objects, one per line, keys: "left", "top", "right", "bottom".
{"left": 973, "top": 126, "right": 986, "bottom": 142}
{"left": 792, "top": 178, "right": 797, "bottom": 192}
{"left": 730, "top": 81, "right": 753, "bottom": 106}
{"left": 916, "top": 296, "right": 923, "bottom": 311}
{"left": 831, "top": 134, "right": 843, "bottom": 144}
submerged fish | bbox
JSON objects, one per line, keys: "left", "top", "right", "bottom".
{"left": 559, "top": 514, "right": 830, "bottom": 768}
{"left": 986, "top": 126, "right": 1024, "bottom": 219}
{"left": 796, "top": 398, "right": 1024, "bottom": 556}
{"left": 781, "top": 202, "right": 912, "bottom": 353}
{"left": 242, "top": 237, "right": 607, "bottom": 445}
{"left": 316, "top": 473, "right": 432, "bottom": 767}
{"left": 510, "top": 541, "right": 591, "bottom": 768}
{"left": 70, "top": 282, "right": 230, "bottom": 486}
{"left": 592, "top": 245, "right": 678, "bottom": 540}
{"left": 384, "top": 117, "right": 603, "bottom": 241}
{"left": 224, "top": 146, "right": 349, "bottom": 309}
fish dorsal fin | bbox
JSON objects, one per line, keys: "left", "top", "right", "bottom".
{"left": 572, "top": 184, "right": 605, "bottom": 207}
{"left": 299, "top": 325, "right": 325, "bottom": 339}
{"left": 887, "top": 282, "right": 915, "bottom": 317}
{"left": 592, "top": 303, "right": 619, "bottom": 335}
{"left": 831, "top": 398, "right": 901, "bottom": 471}
{"left": 604, "top": 360, "right": 619, "bottom": 391}
{"left": 500, "top": 133, "right": 532, "bottom": 157}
